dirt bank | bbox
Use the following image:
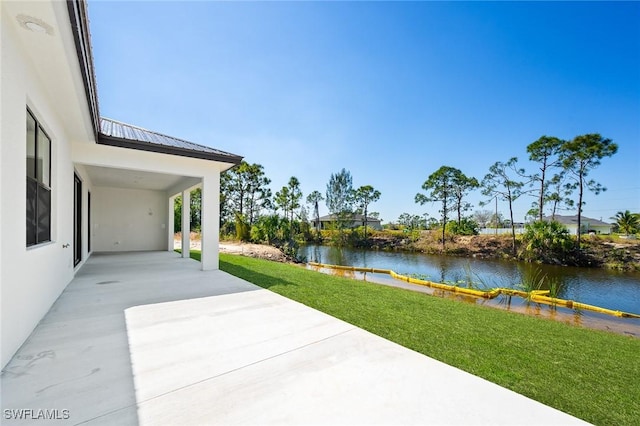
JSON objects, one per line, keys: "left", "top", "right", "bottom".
{"left": 219, "top": 241, "right": 290, "bottom": 263}
{"left": 174, "top": 233, "right": 290, "bottom": 262}
{"left": 367, "top": 231, "right": 640, "bottom": 271}
{"left": 175, "top": 231, "right": 640, "bottom": 270}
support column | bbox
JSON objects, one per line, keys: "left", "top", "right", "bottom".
{"left": 181, "top": 190, "right": 190, "bottom": 258}
{"left": 200, "top": 172, "right": 220, "bottom": 271}
{"left": 167, "top": 195, "right": 175, "bottom": 252}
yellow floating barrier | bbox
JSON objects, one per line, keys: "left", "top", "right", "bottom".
{"left": 308, "top": 262, "right": 640, "bottom": 319}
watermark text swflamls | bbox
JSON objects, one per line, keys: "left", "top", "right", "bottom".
{"left": 4, "top": 409, "right": 70, "bottom": 420}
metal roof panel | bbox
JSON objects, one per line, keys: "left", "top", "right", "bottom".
{"left": 98, "top": 117, "right": 242, "bottom": 164}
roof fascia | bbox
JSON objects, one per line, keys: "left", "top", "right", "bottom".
{"left": 66, "top": 0, "right": 100, "bottom": 139}
{"left": 66, "top": 1, "right": 243, "bottom": 167}
{"left": 98, "top": 133, "right": 243, "bottom": 165}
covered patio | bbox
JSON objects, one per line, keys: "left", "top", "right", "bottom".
{"left": 72, "top": 117, "right": 240, "bottom": 271}
{"left": 1, "top": 252, "right": 585, "bottom": 425}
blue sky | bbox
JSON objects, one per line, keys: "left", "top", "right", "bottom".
{"left": 89, "top": 1, "right": 640, "bottom": 225}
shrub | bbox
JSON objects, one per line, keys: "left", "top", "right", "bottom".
{"left": 250, "top": 214, "right": 287, "bottom": 244}
{"left": 521, "top": 220, "right": 573, "bottom": 263}
{"left": 445, "top": 218, "right": 479, "bottom": 236}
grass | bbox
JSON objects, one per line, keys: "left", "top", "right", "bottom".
{"left": 191, "top": 251, "right": 639, "bottom": 425}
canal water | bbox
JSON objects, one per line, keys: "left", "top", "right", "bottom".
{"left": 300, "top": 245, "right": 640, "bottom": 316}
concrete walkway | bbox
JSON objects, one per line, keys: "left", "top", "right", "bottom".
{"left": 1, "top": 252, "right": 587, "bottom": 425}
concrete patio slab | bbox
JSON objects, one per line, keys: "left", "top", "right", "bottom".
{"left": 1, "top": 252, "right": 587, "bottom": 425}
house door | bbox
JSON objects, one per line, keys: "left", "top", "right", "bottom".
{"left": 87, "top": 191, "right": 91, "bottom": 253}
{"left": 74, "top": 173, "right": 82, "bottom": 266}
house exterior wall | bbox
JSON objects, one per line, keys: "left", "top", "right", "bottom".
{"left": 1, "top": 0, "right": 230, "bottom": 369}
{"left": 0, "top": 8, "right": 93, "bottom": 367}
{"left": 364, "top": 221, "right": 383, "bottom": 231}
{"left": 92, "top": 187, "right": 168, "bottom": 252}
{"left": 0, "top": 4, "right": 4, "bottom": 372}
{"left": 590, "top": 225, "right": 612, "bottom": 235}
{"left": 580, "top": 224, "right": 612, "bottom": 235}
{"left": 72, "top": 143, "right": 224, "bottom": 269}
{"left": 564, "top": 224, "right": 612, "bottom": 235}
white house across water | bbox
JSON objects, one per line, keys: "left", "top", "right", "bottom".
{"left": 543, "top": 215, "right": 613, "bottom": 235}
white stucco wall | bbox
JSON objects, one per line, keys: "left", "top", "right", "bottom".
{"left": 0, "top": 9, "right": 4, "bottom": 374}
{"left": 0, "top": 6, "right": 94, "bottom": 367}
{"left": 92, "top": 187, "right": 168, "bottom": 252}
{"left": 0, "top": 0, "right": 4, "bottom": 373}
{"left": 564, "top": 224, "right": 612, "bottom": 235}
{"left": 73, "top": 143, "right": 224, "bottom": 271}
{"left": 1, "top": 0, "right": 229, "bottom": 368}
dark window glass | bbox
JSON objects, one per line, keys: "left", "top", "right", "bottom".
{"left": 37, "top": 127, "right": 51, "bottom": 187}
{"left": 26, "top": 109, "right": 52, "bottom": 247}
{"left": 38, "top": 185, "right": 51, "bottom": 243}
{"left": 26, "top": 178, "right": 37, "bottom": 245}
{"left": 27, "top": 113, "right": 36, "bottom": 180}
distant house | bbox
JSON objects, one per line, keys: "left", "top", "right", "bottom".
{"left": 543, "top": 215, "right": 612, "bottom": 235}
{"left": 316, "top": 214, "right": 383, "bottom": 231}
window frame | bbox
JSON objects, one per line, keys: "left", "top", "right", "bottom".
{"left": 26, "top": 108, "right": 52, "bottom": 247}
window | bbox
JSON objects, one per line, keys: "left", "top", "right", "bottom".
{"left": 26, "top": 109, "right": 51, "bottom": 246}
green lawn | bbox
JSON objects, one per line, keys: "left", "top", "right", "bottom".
{"left": 194, "top": 251, "right": 640, "bottom": 425}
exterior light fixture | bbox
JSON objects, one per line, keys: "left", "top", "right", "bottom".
{"left": 16, "top": 14, "right": 54, "bottom": 36}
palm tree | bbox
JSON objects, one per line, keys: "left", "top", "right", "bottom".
{"left": 522, "top": 220, "right": 573, "bottom": 263}
{"left": 611, "top": 210, "right": 639, "bottom": 236}
{"left": 306, "top": 190, "right": 324, "bottom": 232}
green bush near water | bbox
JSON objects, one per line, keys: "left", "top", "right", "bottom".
{"left": 445, "top": 218, "right": 480, "bottom": 236}
{"left": 188, "top": 251, "right": 639, "bottom": 425}
{"left": 520, "top": 220, "right": 574, "bottom": 264}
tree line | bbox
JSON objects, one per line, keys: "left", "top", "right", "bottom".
{"left": 176, "top": 132, "right": 622, "bottom": 258}
{"left": 413, "top": 133, "right": 618, "bottom": 253}
{"left": 215, "top": 166, "right": 381, "bottom": 253}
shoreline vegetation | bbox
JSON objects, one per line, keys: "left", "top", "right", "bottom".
{"left": 352, "top": 230, "right": 640, "bottom": 271}
{"left": 213, "top": 229, "right": 640, "bottom": 271}
{"left": 208, "top": 252, "right": 640, "bottom": 426}
{"left": 207, "top": 135, "right": 631, "bottom": 271}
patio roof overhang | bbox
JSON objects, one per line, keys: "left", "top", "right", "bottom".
{"left": 72, "top": 138, "right": 224, "bottom": 270}
{"left": 67, "top": 0, "right": 242, "bottom": 167}
{"left": 98, "top": 118, "right": 243, "bottom": 168}
{"left": 82, "top": 165, "right": 201, "bottom": 195}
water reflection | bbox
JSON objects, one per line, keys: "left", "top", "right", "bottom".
{"left": 307, "top": 264, "right": 640, "bottom": 337}
{"left": 518, "top": 264, "right": 568, "bottom": 298}
{"left": 302, "top": 245, "right": 640, "bottom": 315}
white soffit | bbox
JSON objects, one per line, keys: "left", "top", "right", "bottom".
{"left": 84, "top": 165, "right": 188, "bottom": 191}
{"left": 4, "top": 0, "right": 95, "bottom": 143}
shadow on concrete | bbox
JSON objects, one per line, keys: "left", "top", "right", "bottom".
{"left": 1, "top": 251, "right": 258, "bottom": 425}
